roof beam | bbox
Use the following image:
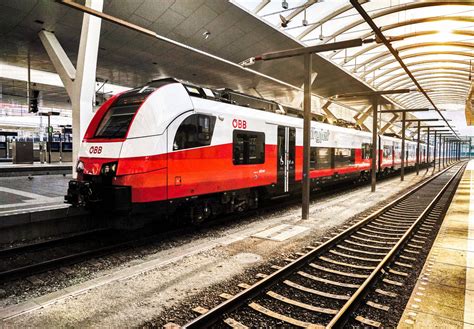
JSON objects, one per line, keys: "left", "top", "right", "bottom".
{"left": 354, "top": 41, "right": 474, "bottom": 73}
{"left": 368, "top": 59, "right": 473, "bottom": 85}
{"left": 360, "top": 51, "right": 474, "bottom": 80}
{"left": 324, "top": 4, "right": 474, "bottom": 45}
{"left": 252, "top": 0, "right": 270, "bottom": 14}
{"left": 350, "top": 0, "right": 459, "bottom": 138}
{"left": 376, "top": 67, "right": 472, "bottom": 89}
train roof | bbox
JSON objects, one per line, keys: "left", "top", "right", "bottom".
{"left": 143, "top": 78, "right": 424, "bottom": 145}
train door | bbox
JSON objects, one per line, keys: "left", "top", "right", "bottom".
{"left": 277, "top": 126, "right": 296, "bottom": 193}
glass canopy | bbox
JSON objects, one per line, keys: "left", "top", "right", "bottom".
{"left": 233, "top": 0, "right": 474, "bottom": 123}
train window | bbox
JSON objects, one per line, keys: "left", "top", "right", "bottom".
{"left": 173, "top": 114, "right": 216, "bottom": 150}
{"left": 310, "top": 147, "right": 332, "bottom": 170}
{"left": 362, "top": 143, "right": 372, "bottom": 159}
{"left": 334, "top": 148, "right": 355, "bottom": 168}
{"left": 383, "top": 145, "right": 392, "bottom": 157}
{"left": 233, "top": 130, "right": 265, "bottom": 165}
{"left": 95, "top": 104, "right": 140, "bottom": 138}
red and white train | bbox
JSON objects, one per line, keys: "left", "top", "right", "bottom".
{"left": 66, "top": 78, "right": 430, "bottom": 220}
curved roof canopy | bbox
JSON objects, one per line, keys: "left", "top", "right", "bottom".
{"left": 236, "top": 0, "right": 474, "bottom": 131}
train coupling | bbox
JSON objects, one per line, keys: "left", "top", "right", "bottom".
{"left": 65, "top": 179, "right": 132, "bottom": 212}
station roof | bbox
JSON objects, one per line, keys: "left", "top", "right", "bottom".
{"left": 0, "top": 0, "right": 473, "bottom": 136}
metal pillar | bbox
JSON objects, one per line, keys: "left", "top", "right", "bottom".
{"left": 401, "top": 111, "right": 406, "bottom": 181}
{"left": 39, "top": 0, "right": 103, "bottom": 176}
{"left": 433, "top": 130, "right": 437, "bottom": 174}
{"left": 416, "top": 121, "right": 420, "bottom": 175}
{"left": 438, "top": 135, "right": 442, "bottom": 171}
{"left": 27, "top": 50, "right": 31, "bottom": 113}
{"left": 443, "top": 137, "right": 446, "bottom": 167}
{"left": 302, "top": 53, "right": 312, "bottom": 220}
{"left": 371, "top": 97, "right": 378, "bottom": 192}
{"left": 449, "top": 142, "right": 452, "bottom": 163}
{"left": 47, "top": 114, "right": 52, "bottom": 164}
{"left": 468, "top": 137, "right": 471, "bottom": 160}
{"left": 426, "top": 127, "right": 430, "bottom": 164}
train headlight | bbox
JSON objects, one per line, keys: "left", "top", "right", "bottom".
{"left": 101, "top": 161, "right": 118, "bottom": 176}
{"left": 76, "top": 160, "right": 85, "bottom": 173}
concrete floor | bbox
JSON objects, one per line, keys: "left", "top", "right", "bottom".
{"left": 1, "top": 169, "right": 433, "bottom": 327}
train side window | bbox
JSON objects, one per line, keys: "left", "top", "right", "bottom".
{"left": 383, "top": 145, "right": 392, "bottom": 157}
{"left": 310, "top": 147, "right": 332, "bottom": 169}
{"left": 334, "top": 148, "right": 355, "bottom": 168}
{"left": 173, "top": 114, "right": 216, "bottom": 150}
{"left": 233, "top": 130, "right": 265, "bottom": 165}
{"left": 362, "top": 143, "right": 372, "bottom": 159}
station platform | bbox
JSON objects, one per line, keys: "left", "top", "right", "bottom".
{"left": 0, "top": 173, "right": 92, "bottom": 244}
{"left": 0, "top": 162, "right": 72, "bottom": 177}
{"left": 399, "top": 161, "right": 474, "bottom": 328}
{"left": 0, "top": 174, "right": 70, "bottom": 217}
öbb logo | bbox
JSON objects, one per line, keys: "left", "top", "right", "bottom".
{"left": 232, "top": 119, "right": 247, "bottom": 129}
{"left": 89, "top": 146, "right": 102, "bottom": 154}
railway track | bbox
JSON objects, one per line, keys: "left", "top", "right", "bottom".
{"left": 183, "top": 162, "right": 465, "bottom": 328}
{"left": 0, "top": 165, "right": 425, "bottom": 284}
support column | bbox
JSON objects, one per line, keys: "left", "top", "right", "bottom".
{"left": 302, "top": 52, "right": 312, "bottom": 220}
{"left": 426, "top": 127, "right": 430, "bottom": 164}
{"left": 416, "top": 121, "right": 420, "bottom": 175}
{"left": 438, "top": 135, "right": 442, "bottom": 171}
{"left": 433, "top": 130, "right": 437, "bottom": 174}
{"left": 73, "top": 0, "right": 104, "bottom": 173}
{"left": 39, "top": 0, "right": 103, "bottom": 176}
{"left": 468, "top": 137, "right": 471, "bottom": 160}
{"left": 401, "top": 111, "right": 406, "bottom": 181}
{"left": 371, "top": 97, "right": 378, "bottom": 192}
{"left": 443, "top": 138, "right": 446, "bottom": 167}
{"left": 449, "top": 142, "right": 452, "bottom": 163}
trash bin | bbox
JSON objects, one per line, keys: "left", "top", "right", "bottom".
{"left": 12, "top": 141, "right": 34, "bottom": 164}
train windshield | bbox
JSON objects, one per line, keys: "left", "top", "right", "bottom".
{"left": 95, "top": 104, "right": 140, "bottom": 138}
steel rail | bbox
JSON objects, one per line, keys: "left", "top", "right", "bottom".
{"left": 349, "top": 0, "right": 460, "bottom": 140}
{"left": 328, "top": 161, "right": 465, "bottom": 327}
{"left": 0, "top": 167, "right": 420, "bottom": 284}
{"left": 183, "top": 162, "right": 462, "bottom": 328}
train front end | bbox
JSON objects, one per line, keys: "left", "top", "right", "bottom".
{"left": 65, "top": 90, "right": 140, "bottom": 211}
{"left": 65, "top": 78, "right": 191, "bottom": 211}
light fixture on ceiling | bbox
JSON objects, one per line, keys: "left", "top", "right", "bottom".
{"left": 302, "top": 6, "right": 308, "bottom": 26}
{"left": 202, "top": 30, "right": 211, "bottom": 40}
{"left": 282, "top": 0, "right": 288, "bottom": 9}
{"left": 318, "top": 24, "right": 324, "bottom": 41}
{"left": 280, "top": 14, "right": 291, "bottom": 28}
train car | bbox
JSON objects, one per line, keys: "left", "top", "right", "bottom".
{"left": 66, "top": 78, "right": 429, "bottom": 221}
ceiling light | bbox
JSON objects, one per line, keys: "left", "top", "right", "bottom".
{"left": 279, "top": 14, "right": 291, "bottom": 28}
{"left": 302, "top": 7, "right": 308, "bottom": 26}
{"left": 282, "top": 0, "right": 288, "bottom": 9}
{"left": 202, "top": 30, "right": 211, "bottom": 40}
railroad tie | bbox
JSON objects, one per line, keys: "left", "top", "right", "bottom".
{"left": 248, "top": 302, "right": 324, "bottom": 328}
{"left": 219, "top": 293, "right": 234, "bottom": 300}
{"left": 224, "top": 318, "right": 249, "bottom": 329}
{"left": 192, "top": 306, "right": 208, "bottom": 315}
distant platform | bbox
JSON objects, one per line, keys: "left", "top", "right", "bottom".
{"left": 0, "top": 174, "right": 70, "bottom": 218}
{"left": 0, "top": 162, "right": 72, "bottom": 177}
{"left": 399, "top": 160, "right": 474, "bottom": 328}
